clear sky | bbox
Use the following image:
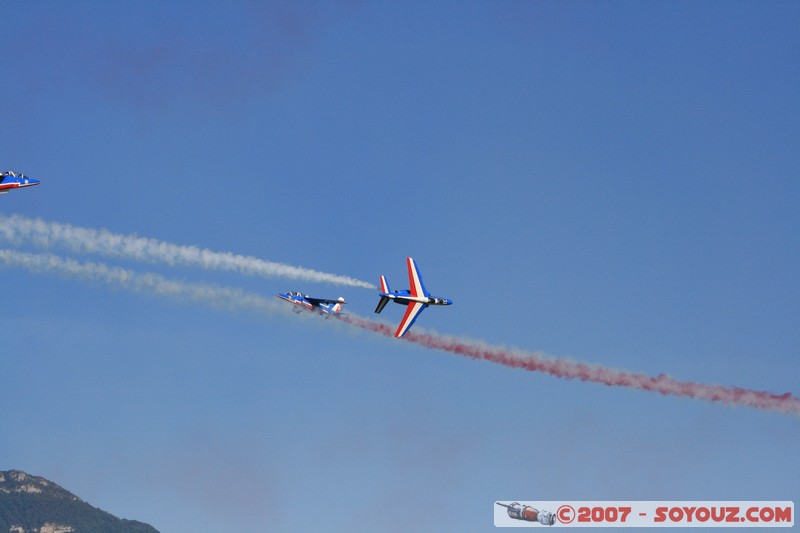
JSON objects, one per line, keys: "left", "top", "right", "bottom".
{"left": 1, "top": 2, "right": 798, "bottom": 531}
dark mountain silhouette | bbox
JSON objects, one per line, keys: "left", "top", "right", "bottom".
{"left": 0, "top": 470, "right": 158, "bottom": 533}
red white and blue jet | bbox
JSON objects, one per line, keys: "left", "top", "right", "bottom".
{"left": 0, "top": 171, "right": 40, "bottom": 195}
{"left": 375, "top": 257, "right": 453, "bottom": 337}
{"left": 276, "top": 291, "right": 346, "bottom": 318}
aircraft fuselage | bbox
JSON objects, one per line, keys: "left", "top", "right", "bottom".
{"left": 0, "top": 171, "right": 40, "bottom": 195}
{"left": 379, "top": 293, "right": 452, "bottom": 307}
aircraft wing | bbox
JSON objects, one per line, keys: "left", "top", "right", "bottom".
{"left": 395, "top": 301, "right": 427, "bottom": 337}
{"left": 406, "top": 257, "right": 429, "bottom": 297}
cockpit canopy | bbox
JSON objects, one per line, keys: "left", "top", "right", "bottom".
{"left": 2, "top": 171, "right": 28, "bottom": 179}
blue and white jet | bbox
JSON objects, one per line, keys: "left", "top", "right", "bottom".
{"left": 0, "top": 171, "right": 40, "bottom": 195}
{"left": 374, "top": 257, "right": 453, "bottom": 338}
{"left": 276, "top": 291, "right": 346, "bottom": 318}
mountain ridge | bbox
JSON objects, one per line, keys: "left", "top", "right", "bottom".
{"left": 0, "top": 470, "right": 158, "bottom": 533}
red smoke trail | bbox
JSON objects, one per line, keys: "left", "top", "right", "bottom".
{"left": 338, "top": 314, "right": 800, "bottom": 415}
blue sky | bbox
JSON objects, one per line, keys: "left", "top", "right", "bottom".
{"left": 1, "top": 2, "right": 798, "bottom": 531}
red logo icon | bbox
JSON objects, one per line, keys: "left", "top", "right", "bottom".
{"left": 557, "top": 505, "right": 575, "bottom": 524}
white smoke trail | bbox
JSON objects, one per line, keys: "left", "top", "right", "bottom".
{"left": 0, "top": 249, "right": 281, "bottom": 314}
{"left": 0, "top": 213, "right": 375, "bottom": 288}
{"left": 4, "top": 248, "right": 797, "bottom": 416}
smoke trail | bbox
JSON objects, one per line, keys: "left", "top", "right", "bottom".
{"left": 0, "top": 249, "right": 282, "bottom": 314}
{"left": 0, "top": 213, "right": 375, "bottom": 288}
{"left": 3, "top": 248, "right": 797, "bottom": 415}
{"left": 337, "top": 314, "right": 800, "bottom": 415}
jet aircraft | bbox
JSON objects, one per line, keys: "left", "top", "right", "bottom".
{"left": 496, "top": 502, "right": 555, "bottom": 526}
{"left": 374, "top": 257, "right": 452, "bottom": 338}
{"left": 0, "top": 171, "right": 40, "bottom": 195}
{"left": 276, "top": 291, "right": 346, "bottom": 318}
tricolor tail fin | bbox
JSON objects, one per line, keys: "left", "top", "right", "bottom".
{"left": 375, "top": 275, "right": 391, "bottom": 314}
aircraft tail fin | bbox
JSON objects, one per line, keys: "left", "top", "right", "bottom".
{"left": 376, "top": 275, "right": 391, "bottom": 313}
{"left": 332, "top": 297, "right": 345, "bottom": 314}
{"left": 379, "top": 275, "right": 390, "bottom": 294}
{"left": 375, "top": 296, "right": 390, "bottom": 314}
{"left": 375, "top": 296, "right": 389, "bottom": 313}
